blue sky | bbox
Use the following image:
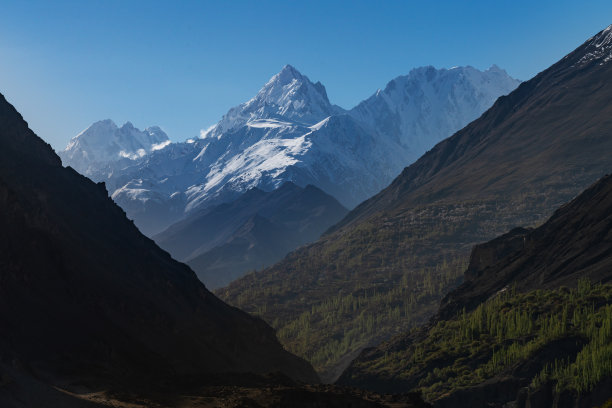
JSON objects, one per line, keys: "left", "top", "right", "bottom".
{"left": 0, "top": 1, "right": 610, "bottom": 149}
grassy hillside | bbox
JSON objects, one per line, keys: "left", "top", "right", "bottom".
{"left": 343, "top": 280, "right": 612, "bottom": 403}
{"left": 220, "top": 193, "right": 564, "bottom": 378}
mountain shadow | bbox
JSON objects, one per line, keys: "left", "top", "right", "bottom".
{"left": 0, "top": 91, "right": 321, "bottom": 405}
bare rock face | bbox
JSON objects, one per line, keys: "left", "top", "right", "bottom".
{"left": 464, "top": 227, "right": 531, "bottom": 282}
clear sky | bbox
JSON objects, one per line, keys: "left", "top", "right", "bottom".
{"left": 0, "top": 0, "right": 610, "bottom": 150}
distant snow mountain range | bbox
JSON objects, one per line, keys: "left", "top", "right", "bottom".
{"left": 61, "top": 120, "right": 170, "bottom": 176}
{"left": 59, "top": 64, "right": 520, "bottom": 235}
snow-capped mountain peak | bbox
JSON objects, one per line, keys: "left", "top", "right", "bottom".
{"left": 64, "top": 119, "right": 116, "bottom": 151}
{"left": 576, "top": 24, "right": 612, "bottom": 66}
{"left": 63, "top": 64, "right": 520, "bottom": 235}
{"left": 250, "top": 64, "right": 331, "bottom": 115}
{"left": 59, "top": 119, "right": 169, "bottom": 175}
{"left": 485, "top": 64, "right": 507, "bottom": 74}
{"left": 349, "top": 65, "right": 521, "bottom": 159}
{"left": 202, "top": 65, "right": 342, "bottom": 138}
{"left": 267, "top": 64, "right": 307, "bottom": 87}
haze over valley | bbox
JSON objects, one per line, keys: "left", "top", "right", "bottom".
{"left": 1, "top": 3, "right": 612, "bottom": 407}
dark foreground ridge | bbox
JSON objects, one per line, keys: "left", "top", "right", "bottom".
{"left": 45, "top": 372, "right": 433, "bottom": 408}
{"left": 0, "top": 91, "right": 323, "bottom": 405}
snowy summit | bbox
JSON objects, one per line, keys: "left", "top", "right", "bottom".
{"left": 60, "top": 65, "right": 519, "bottom": 235}
{"left": 576, "top": 24, "right": 612, "bottom": 66}
{"left": 202, "top": 64, "right": 343, "bottom": 138}
{"left": 60, "top": 120, "right": 169, "bottom": 176}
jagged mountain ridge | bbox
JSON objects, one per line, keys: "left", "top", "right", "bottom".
{"left": 154, "top": 182, "right": 348, "bottom": 289}
{"left": 0, "top": 90, "right": 319, "bottom": 406}
{"left": 59, "top": 119, "right": 170, "bottom": 176}
{"left": 338, "top": 174, "right": 612, "bottom": 407}
{"left": 60, "top": 64, "right": 519, "bottom": 235}
{"left": 203, "top": 64, "right": 345, "bottom": 136}
{"left": 349, "top": 64, "right": 520, "bottom": 161}
{"left": 333, "top": 25, "right": 612, "bottom": 231}
{"left": 217, "top": 24, "right": 612, "bottom": 380}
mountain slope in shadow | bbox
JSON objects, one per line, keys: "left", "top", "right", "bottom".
{"left": 0, "top": 91, "right": 319, "bottom": 405}
{"left": 155, "top": 182, "right": 348, "bottom": 289}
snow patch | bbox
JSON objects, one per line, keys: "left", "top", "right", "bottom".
{"left": 575, "top": 25, "right": 612, "bottom": 66}
{"left": 151, "top": 140, "right": 171, "bottom": 151}
{"left": 309, "top": 117, "right": 331, "bottom": 131}
{"left": 118, "top": 149, "right": 146, "bottom": 160}
{"left": 200, "top": 125, "right": 215, "bottom": 139}
{"left": 247, "top": 119, "right": 293, "bottom": 129}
